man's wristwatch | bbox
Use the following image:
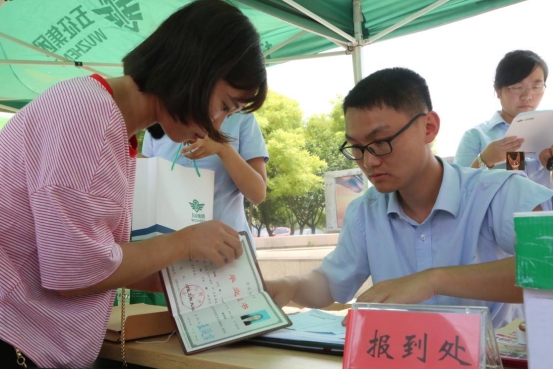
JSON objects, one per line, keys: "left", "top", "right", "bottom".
{"left": 477, "top": 153, "right": 493, "bottom": 169}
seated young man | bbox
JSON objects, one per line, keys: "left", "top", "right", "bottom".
{"left": 266, "top": 67, "right": 552, "bottom": 329}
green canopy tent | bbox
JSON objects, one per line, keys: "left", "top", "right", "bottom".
{"left": 0, "top": 0, "right": 525, "bottom": 113}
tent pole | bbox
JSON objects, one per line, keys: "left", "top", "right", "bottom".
{"left": 0, "top": 59, "right": 122, "bottom": 68}
{"left": 282, "top": 0, "right": 356, "bottom": 44}
{"left": 351, "top": 0, "right": 363, "bottom": 84}
{"left": 264, "top": 31, "right": 307, "bottom": 57}
{"left": 265, "top": 50, "right": 348, "bottom": 64}
{"left": 234, "top": 0, "right": 350, "bottom": 47}
{"left": 362, "top": 0, "right": 450, "bottom": 45}
{"left": 0, "top": 32, "right": 113, "bottom": 78}
{"left": 351, "top": 48, "right": 362, "bottom": 84}
{"left": 0, "top": 104, "right": 19, "bottom": 113}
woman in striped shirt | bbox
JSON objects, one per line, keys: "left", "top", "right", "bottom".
{"left": 0, "top": 0, "right": 267, "bottom": 367}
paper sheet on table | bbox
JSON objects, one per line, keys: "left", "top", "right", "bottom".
{"left": 260, "top": 328, "right": 345, "bottom": 346}
{"left": 285, "top": 309, "right": 346, "bottom": 337}
{"left": 505, "top": 110, "right": 553, "bottom": 153}
{"left": 249, "top": 309, "right": 346, "bottom": 353}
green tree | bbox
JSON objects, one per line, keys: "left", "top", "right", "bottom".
{"left": 253, "top": 92, "right": 326, "bottom": 235}
{"left": 291, "top": 96, "right": 355, "bottom": 234}
{"left": 255, "top": 91, "right": 303, "bottom": 135}
{"left": 136, "top": 129, "right": 145, "bottom": 153}
{"left": 268, "top": 129, "right": 326, "bottom": 234}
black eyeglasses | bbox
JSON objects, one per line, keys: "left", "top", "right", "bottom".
{"left": 339, "top": 112, "right": 427, "bottom": 160}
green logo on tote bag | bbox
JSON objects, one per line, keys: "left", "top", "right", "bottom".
{"left": 189, "top": 199, "right": 205, "bottom": 213}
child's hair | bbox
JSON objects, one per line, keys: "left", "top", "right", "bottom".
{"left": 123, "top": 0, "right": 267, "bottom": 142}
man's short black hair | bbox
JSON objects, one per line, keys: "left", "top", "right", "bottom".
{"left": 343, "top": 67, "right": 433, "bottom": 117}
{"left": 123, "top": 0, "right": 267, "bottom": 142}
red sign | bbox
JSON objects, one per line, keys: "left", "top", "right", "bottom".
{"left": 343, "top": 309, "right": 481, "bottom": 369}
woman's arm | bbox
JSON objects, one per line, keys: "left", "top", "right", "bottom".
{"left": 59, "top": 220, "right": 242, "bottom": 297}
{"left": 455, "top": 128, "right": 523, "bottom": 169}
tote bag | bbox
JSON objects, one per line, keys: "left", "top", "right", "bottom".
{"left": 129, "top": 157, "right": 214, "bottom": 305}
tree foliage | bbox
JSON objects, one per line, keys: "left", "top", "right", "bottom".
{"left": 252, "top": 93, "right": 355, "bottom": 235}
{"left": 288, "top": 96, "right": 356, "bottom": 234}
{"left": 136, "top": 129, "right": 145, "bottom": 153}
{"left": 304, "top": 96, "right": 356, "bottom": 173}
{"left": 253, "top": 91, "right": 327, "bottom": 235}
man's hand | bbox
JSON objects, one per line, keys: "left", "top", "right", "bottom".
{"left": 341, "top": 272, "right": 437, "bottom": 326}
{"left": 169, "top": 220, "right": 242, "bottom": 267}
{"left": 356, "top": 270, "right": 436, "bottom": 304}
{"left": 480, "top": 136, "right": 524, "bottom": 166}
{"left": 266, "top": 278, "right": 298, "bottom": 308}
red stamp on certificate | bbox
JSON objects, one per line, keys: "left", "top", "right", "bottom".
{"left": 343, "top": 309, "right": 481, "bottom": 369}
{"left": 180, "top": 284, "right": 205, "bottom": 310}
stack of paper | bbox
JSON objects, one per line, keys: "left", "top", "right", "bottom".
{"left": 495, "top": 319, "right": 527, "bottom": 369}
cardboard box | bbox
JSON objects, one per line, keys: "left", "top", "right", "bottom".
{"left": 514, "top": 211, "right": 553, "bottom": 369}
{"left": 105, "top": 303, "right": 175, "bottom": 342}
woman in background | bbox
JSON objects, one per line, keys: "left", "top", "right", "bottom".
{"left": 454, "top": 50, "right": 551, "bottom": 188}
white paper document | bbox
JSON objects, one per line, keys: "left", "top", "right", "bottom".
{"left": 505, "top": 110, "right": 553, "bottom": 153}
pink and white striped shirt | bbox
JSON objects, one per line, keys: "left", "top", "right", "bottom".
{"left": 0, "top": 75, "right": 136, "bottom": 367}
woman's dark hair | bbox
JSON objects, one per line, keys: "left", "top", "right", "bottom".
{"left": 494, "top": 50, "right": 549, "bottom": 89}
{"left": 343, "top": 67, "right": 432, "bottom": 117}
{"left": 123, "top": 0, "right": 267, "bottom": 142}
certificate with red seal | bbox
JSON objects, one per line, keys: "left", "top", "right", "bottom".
{"left": 160, "top": 232, "right": 291, "bottom": 354}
